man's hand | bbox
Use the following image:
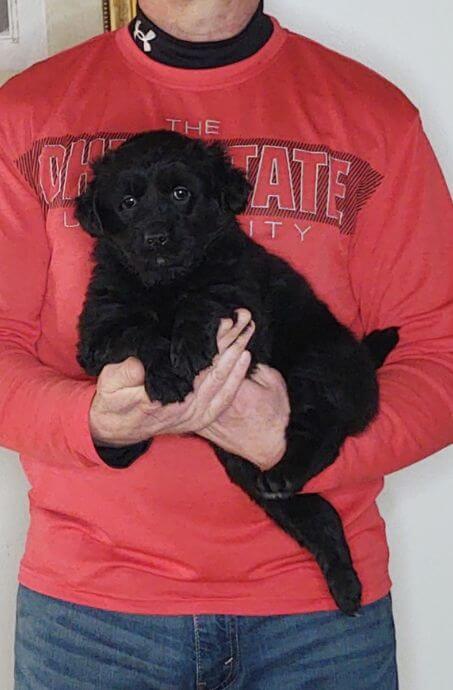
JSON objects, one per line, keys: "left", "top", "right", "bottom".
{"left": 197, "top": 316, "right": 290, "bottom": 471}
{"left": 89, "top": 309, "right": 255, "bottom": 447}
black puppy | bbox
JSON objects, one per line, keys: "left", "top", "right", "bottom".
{"left": 75, "top": 130, "right": 398, "bottom": 614}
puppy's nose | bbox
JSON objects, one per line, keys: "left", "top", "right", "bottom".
{"left": 144, "top": 232, "right": 169, "bottom": 248}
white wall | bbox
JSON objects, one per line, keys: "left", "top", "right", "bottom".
{"left": 44, "top": 0, "right": 104, "bottom": 55}
{"left": 0, "top": 1, "right": 452, "bottom": 689}
{"left": 0, "top": 0, "right": 47, "bottom": 74}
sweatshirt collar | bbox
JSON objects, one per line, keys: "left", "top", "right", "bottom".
{"left": 115, "top": 15, "right": 288, "bottom": 90}
{"left": 129, "top": 1, "right": 274, "bottom": 69}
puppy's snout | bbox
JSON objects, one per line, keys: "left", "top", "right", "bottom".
{"left": 144, "top": 232, "right": 169, "bottom": 248}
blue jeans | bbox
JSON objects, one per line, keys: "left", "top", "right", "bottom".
{"left": 14, "top": 585, "right": 398, "bottom": 689}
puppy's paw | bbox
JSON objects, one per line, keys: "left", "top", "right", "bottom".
{"left": 77, "top": 326, "right": 142, "bottom": 376}
{"left": 145, "top": 367, "right": 193, "bottom": 405}
{"left": 255, "top": 466, "right": 302, "bottom": 500}
{"left": 170, "top": 334, "right": 217, "bottom": 381}
{"left": 76, "top": 342, "right": 109, "bottom": 376}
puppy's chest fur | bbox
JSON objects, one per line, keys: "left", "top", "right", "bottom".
{"left": 88, "top": 231, "right": 307, "bottom": 374}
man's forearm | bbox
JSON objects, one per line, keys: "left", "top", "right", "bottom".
{"left": 0, "top": 341, "right": 104, "bottom": 468}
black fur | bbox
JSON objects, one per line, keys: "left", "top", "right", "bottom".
{"left": 75, "top": 130, "right": 398, "bottom": 614}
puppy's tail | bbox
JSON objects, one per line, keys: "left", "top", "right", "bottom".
{"left": 362, "top": 327, "right": 399, "bottom": 369}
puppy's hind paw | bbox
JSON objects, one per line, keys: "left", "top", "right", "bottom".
{"left": 145, "top": 369, "right": 193, "bottom": 405}
{"left": 76, "top": 346, "right": 107, "bottom": 377}
{"left": 255, "top": 467, "right": 300, "bottom": 500}
{"left": 170, "top": 337, "right": 217, "bottom": 382}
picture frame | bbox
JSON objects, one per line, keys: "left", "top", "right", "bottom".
{"left": 103, "top": 0, "right": 137, "bottom": 31}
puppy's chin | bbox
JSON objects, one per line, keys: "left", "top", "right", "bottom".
{"left": 139, "top": 264, "right": 191, "bottom": 288}
{"left": 121, "top": 252, "right": 196, "bottom": 288}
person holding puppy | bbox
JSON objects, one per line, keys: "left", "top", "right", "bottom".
{"left": 1, "top": 1, "right": 452, "bottom": 688}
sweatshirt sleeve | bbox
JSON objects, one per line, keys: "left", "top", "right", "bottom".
{"left": 303, "top": 113, "right": 453, "bottom": 493}
{"left": 0, "top": 88, "right": 148, "bottom": 470}
{"left": 94, "top": 440, "right": 152, "bottom": 468}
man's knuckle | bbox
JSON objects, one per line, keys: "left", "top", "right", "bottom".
{"left": 212, "top": 368, "right": 226, "bottom": 384}
{"left": 101, "top": 362, "right": 116, "bottom": 377}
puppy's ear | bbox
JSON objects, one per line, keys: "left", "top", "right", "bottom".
{"left": 75, "top": 181, "right": 104, "bottom": 238}
{"left": 207, "top": 142, "right": 252, "bottom": 215}
{"left": 221, "top": 167, "right": 252, "bottom": 215}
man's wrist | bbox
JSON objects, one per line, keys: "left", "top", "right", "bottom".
{"left": 91, "top": 436, "right": 130, "bottom": 448}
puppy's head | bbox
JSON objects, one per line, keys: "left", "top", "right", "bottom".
{"left": 75, "top": 130, "right": 251, "bottom": 286}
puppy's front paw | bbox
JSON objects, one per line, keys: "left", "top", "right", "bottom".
{"left": 170, "top": 333, "right": 217, "bottom": 381}
{"left": 255, "top": 466, "right": 302, "bottom": 500}
{"left": 76, "top": 341, "right": 109, "bottom": 376}
{"left": 145, "top": 367, "right": 193, "bottom": 405}
{"left": 77, "top": 326, "right": 141, "bottom": 376}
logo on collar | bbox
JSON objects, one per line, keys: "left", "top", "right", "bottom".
{"left": 133, "top": 20, "right": 157, "bottom": 53}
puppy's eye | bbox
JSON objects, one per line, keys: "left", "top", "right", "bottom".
{"left": 172, "top": 186, "right": 191, "bottom": 203}
{"left": 119, "top": 195, "right": 137, "bottom": 211}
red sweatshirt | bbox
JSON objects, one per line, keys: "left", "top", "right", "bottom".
{"left": 0, "top": 16, "right": 452, "bottom": 615}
